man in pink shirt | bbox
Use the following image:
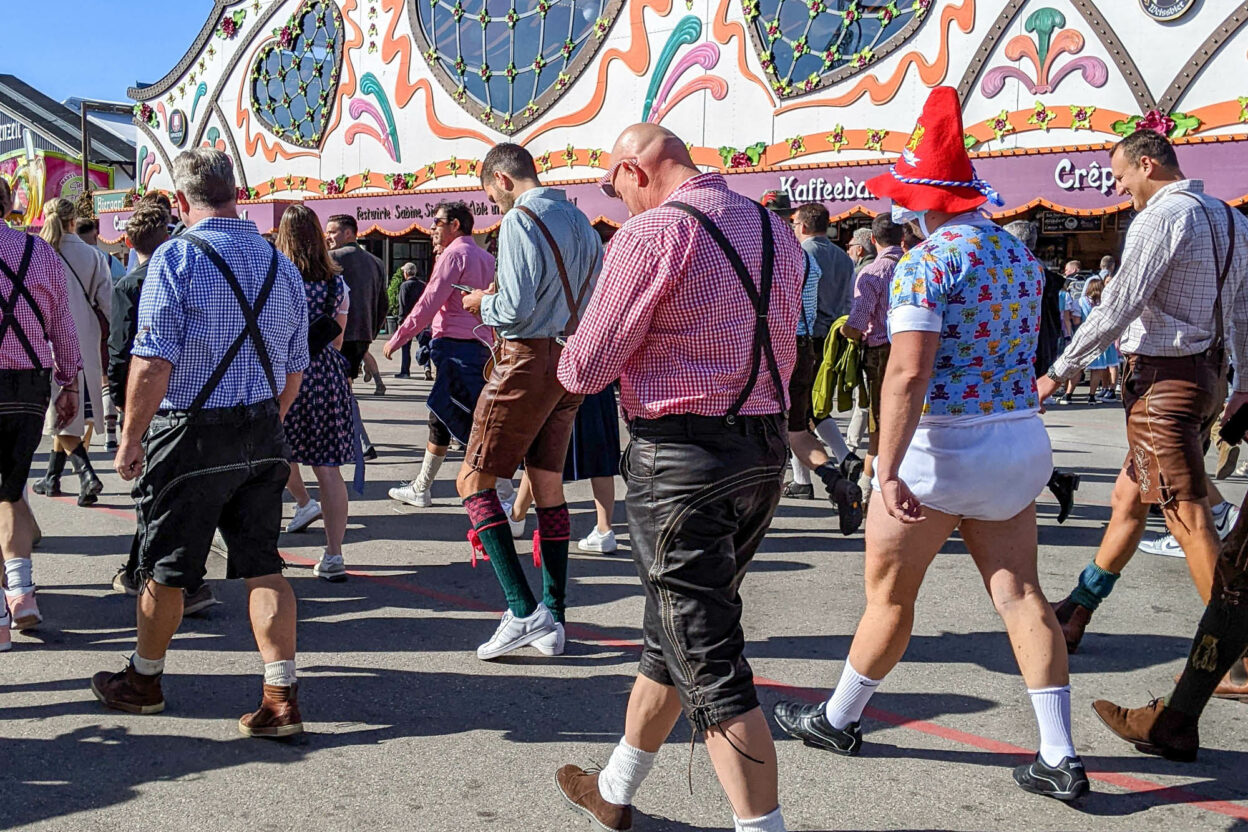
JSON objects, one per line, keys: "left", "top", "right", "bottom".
{"left": 383, "top": 201, "right": 494, "bottom": 507}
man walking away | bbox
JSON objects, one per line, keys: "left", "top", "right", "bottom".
{"left": 459, "top": 143, "right": 602, "bottom": 660}
{"left": 395, "top": 262, "right": 426, "bottom": 379}
{"left": 556, "top": 123, "right": 801, "bottom": 832}
{"left": 90, "top": 149, "right": 309, "bottom": 737}
{"left": 0, "top": 178, "right": 81, "bottom": 647}
{"left": 327, "top": 213, "right": 388, "bottom": 406}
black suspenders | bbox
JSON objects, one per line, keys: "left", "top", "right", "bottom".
{"left": 665, "top": 200, "right": 788, "bottom": 419}
{"left": 0, "top": 235, "right": 49, "bottom": 369}
{"left": 180, "top": 234, "right": 281, "bottom": 412}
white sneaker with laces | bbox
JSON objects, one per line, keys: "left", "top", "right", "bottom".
{"left": 477, "top": 603, "right": 556, "bottom": 660}
{"left": 534, "top": 622, "right": 566, "bottom": 657}
{"left": 1139, "top": 502, "right": 1239, "bottom": 558}
{"left": 389, "top": 481, "right": 432, "bottom": 507}
{"left": 578, "top": 527, "right": 617, "bottom": 553}
{"left": 313, "top": 552, "right": 348, "bottom": 582}
{"left": 286, "top": 499, "right": 322, "bottom": 533}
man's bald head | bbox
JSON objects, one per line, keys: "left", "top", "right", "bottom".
{"left": 607, "top": 124, "right": 699, "bottom": 216}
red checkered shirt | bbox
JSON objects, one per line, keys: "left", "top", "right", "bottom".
{"left": 0, "top": 225, "right": 82, "bottom": 387}
{"left": 557, "top": 173, "right": 802, "bottom": 420}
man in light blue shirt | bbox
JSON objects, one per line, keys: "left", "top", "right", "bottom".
{"left": 460, "top": 143, "right": 603, "bottom": 661}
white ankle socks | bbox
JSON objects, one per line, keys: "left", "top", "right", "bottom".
{"left": 4, "top": 557, "right": 33, "bottom": 594}
{"left": 790, "top": 454, "right": 812, "bottom": 486}
{"left": 264, "top": 659, "right": 298, "bottom": 687}
{"left": 824, "top": 661, "right": 881, "bottom": 730}
{"left": 597, "top": 738, "right": 656, "bottom": 806}
{"left": 131, "top": 653, "right": 165, "bottom": 676}
{"left": 1028, "top": 685, "right": 1077, "bottom": 766}
{"left": 735, "top": 806, "right": 786, "bottom": 832}
{"left": 814, "top": 419, "right": 852, "bottom": 462}
{"left": 416, "top": 451, "right": 446, "bottom": 490}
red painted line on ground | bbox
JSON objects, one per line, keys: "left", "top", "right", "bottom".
{"left": 47, "top": 495, "right": 1248, "bottom": 820}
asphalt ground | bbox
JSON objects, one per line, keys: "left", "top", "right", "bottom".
{"left": 3, "top": 365, "right": 1246, "bottom": 831}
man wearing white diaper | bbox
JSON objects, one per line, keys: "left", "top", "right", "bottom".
{"left": 771, "top": 86, "right": 1087, "bottom": 802}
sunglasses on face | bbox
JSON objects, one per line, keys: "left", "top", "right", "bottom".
{"left": 598, "top": 158, "right": 637, "bottom": 199}
{"left": 432, "top": 217, "right": 450, "bottom": 228}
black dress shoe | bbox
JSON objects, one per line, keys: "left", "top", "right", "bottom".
{"left": 363, "top": 445, "right": 379, "bottom": 461}
{"left": 772, "top": 700, "right": 863, "bottom": 755}
{"left": 782, "top": 482, "right": 814, "bottom": 499}
{"left": 1013, "top": 754, "right": 1089, "bottom": 801}
{"left": 1047, "top": 470, "right": 1079, "bottom": 524}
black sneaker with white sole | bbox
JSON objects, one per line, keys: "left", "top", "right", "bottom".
{"left": 1013, "top": 754, "right": 1089, "bottom": 801}
{"left": 772, "top": 700, "right": 863, "bottom": 755}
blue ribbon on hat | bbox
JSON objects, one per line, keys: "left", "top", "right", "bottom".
{"left": 888, "top": 164, "right": 1005, "bottom": 207}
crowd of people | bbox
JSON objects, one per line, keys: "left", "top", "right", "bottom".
{"left": 1, "top": 84, "right": 1246, "bottom": 831}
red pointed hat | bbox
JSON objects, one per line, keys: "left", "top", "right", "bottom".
{"left": 867, "top": 86, "right": 1003, "bottom": 214}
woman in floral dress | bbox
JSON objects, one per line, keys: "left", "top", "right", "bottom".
{"left": 275, "top": 204, "right": 354, "bottom": 582}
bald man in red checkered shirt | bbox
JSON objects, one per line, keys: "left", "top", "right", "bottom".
{"left": 554, "top": 124, "right": 802, "bottom": 832}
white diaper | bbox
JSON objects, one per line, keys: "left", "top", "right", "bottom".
{"left": 873, "top": 411, "right": 1052, "bottom": 521}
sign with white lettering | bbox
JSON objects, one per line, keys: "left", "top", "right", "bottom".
{"left": 1140, "top": 0, "right": 1196, "bottom": 22}
{"left": 1053, "top": 157, "right": 1116, "bottom": 197}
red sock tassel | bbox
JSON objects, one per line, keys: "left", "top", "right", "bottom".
{"left": 467, "top": 528, "right": 490, "bottom": 567}
{"left": 531, "top": 530, "right": 542, "bottom": 568}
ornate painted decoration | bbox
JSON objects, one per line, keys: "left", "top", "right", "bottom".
{"left": 981, "top": 8, "right": 1107, "bottom": 97}
{"left": 249, "top": 0, "right": 346, "bottom": 149}
{"left": 407, "top": 0, "right": 628, "bottom": 135}
{"left": 743, "top": 0, "right": 935, "bottom": 98}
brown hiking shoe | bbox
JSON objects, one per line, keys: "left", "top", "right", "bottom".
{"left": 556, "top": 765, "right": 632, "bottom": 831}
{"left": 1052, "top": 596, "right": 1093, "bottom": 654}
{"left": 91, "top": 665, "right": 165, "bottom": 715}
{"left": 239, "top": 683, "right": 303, "bottom": 738}
{"left": 1091, "top": 698, "right": 1199, "bottom": 762}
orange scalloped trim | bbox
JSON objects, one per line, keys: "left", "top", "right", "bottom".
{"left": 773, "top": 0, "right": 976, "bottom": 114}
{"left": 520, "top": 0, "right": 674, "bottom": 144}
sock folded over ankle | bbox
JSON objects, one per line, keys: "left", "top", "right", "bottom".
{"left": 1027, "top": 685, "right": 1077, "bottom": 766}
{"left": 464, "top": 489, "right": 537, "bottom": 617}
{"left": 536, "top": 504, "right": 570, "bottom": 623}
{"left": 264, "top": 659, "right": 297, "bottom": 687}
{"left": 1070, "top": 561, "right": 1119, "bottom": 611}
{"left": 814, "top": 419, "right": 851, "bottom": 462}
{"left": 735, "top": 806, "right": 786, "bottom": 832}
{"left": 4, "top": 557, "right": 33, "bottom": 593}
{"left": 597, "top": 738, "right": 656, "bottom": 806}
{"left": 1167, "top": 597, "right": 1248, "bottom": 717}
{"left": 824, "top": 661, "right": 880, "bottom": 730}
{"left": 131, "top": 652, "right": 165, "bottom": 676}
{"left": 790, "top": 455, "right": 812, "bottom": 486}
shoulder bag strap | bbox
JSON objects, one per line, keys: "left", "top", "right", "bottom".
{"left": 513, "top": 204, "right": 587, "bottom": 337}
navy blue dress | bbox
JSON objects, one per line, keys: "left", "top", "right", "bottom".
{"left": 285, "top": 277, "right": 354, "bottom": 467}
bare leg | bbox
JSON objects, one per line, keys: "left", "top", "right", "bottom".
{"left": 961, "top": 505, "right": 1067, "bottom": 689}
{"left": 622, "top": 674, "right": 683, "bottom": 752}
{"left": 286, "top": 463, "right": 311, "bottom": 507}
{"left": 313, "top": 466, "right": 348, "bottom": 556}
{"left": 705, "top": 708, "right": 780, "bottom": 820}
{"left": 1162, "top": 498, "right": 1219, "bottom": 602}
{"left": 1092, "top": 467, "right": 1151, "bottom": 574}
{"left": 0, "top": 498, "right": 35, "bottom": 564}
{"left": 590, "top": 476, "right": 615, "bottom": 533}
{"left": 846, "top": 492, "right": 962, "bottom": 678}
{"left": 456, "top": 465, "right": 498, "bottom": 499}
{"left": 789, "top": 430, "right": 830, "bottom": 471}
{"left": 510, "top": 470, "right": 534, "bottom": 521}
{"left": 1207, "top": 477, "right": 1226, "bottom": 507}
{"left": 60, "top": 435, "right": 82, "bottom": 454}
{"left": 246, "top": 574, "right": 298, "bottom": 663}
{"left": 136, "top": 581, "right": 185, "bottom": 660}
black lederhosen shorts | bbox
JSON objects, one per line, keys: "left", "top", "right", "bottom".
{"left": 133, "top": 400, "right": 291, "bottom": 589}
{"left": 0, "top": 369, "right": 51, "bottom": 503}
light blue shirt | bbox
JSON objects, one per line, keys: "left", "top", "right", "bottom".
{"left": 481, "top": 187, "right": 603, "bottom": 340}
{"left": 798, "top": 250, "right": 822, "bottom": 337}
{"left": 134, "top": 217, "right": 310, "bottom": 411}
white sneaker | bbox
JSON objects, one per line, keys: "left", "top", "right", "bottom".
{"left": 533, "top": 622, "right": 566, "bottom": 657}
{"left": 313, "top": 552, "right": 348, "bottom": 582}
{"left": 477, "top": 603, "right": 556, "bottom": 660}
{"left": 389, "top": 481, "right": 432, "bottom": 507}
{"left": 286, "top": 499, "right": 322, "bottom": 533}
{"left": 1139, "top": 502, "right": 1239, "bottom": 558}
{"left": 578, "top": 527, "right": 617, "bottom": 553}
{"left": 501, "top": 500, "right": 526, "bottom": 538}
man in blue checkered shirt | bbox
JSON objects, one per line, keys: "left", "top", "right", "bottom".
{"left": 90, "top": 149, "right": 311, "bottom": 739}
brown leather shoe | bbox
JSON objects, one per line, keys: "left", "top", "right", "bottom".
{"left": 1091, "top": 698, "right": 1199, "bottom": 762}
{"left": 91, "top": 665, "right": 165, "bottom": 715}
{"left": 1052, "top": 596, "right": 1093, "bottom": 654}
{"left": 239, "top": 683, "right": 303, "bottom": 738}
{"left": 556, "top": 765, "right": 633, "bottom": 831}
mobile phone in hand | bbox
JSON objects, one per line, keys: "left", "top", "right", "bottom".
{"left": 451, "top": 283, "right": 474, "bottom": 293}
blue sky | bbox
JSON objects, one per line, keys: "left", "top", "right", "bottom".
{"left": 2, "top": 1, "right": 217, "bottom": 103}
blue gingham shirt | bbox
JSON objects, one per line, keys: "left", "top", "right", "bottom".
{"left": 797, "top": 250, "right": 822, "bottom": 337}
{"left": 482, "top": 187, "right": 603, "bottom": 339}
{"left": 133, "top": 217, "right": 310, "bottom": 411}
